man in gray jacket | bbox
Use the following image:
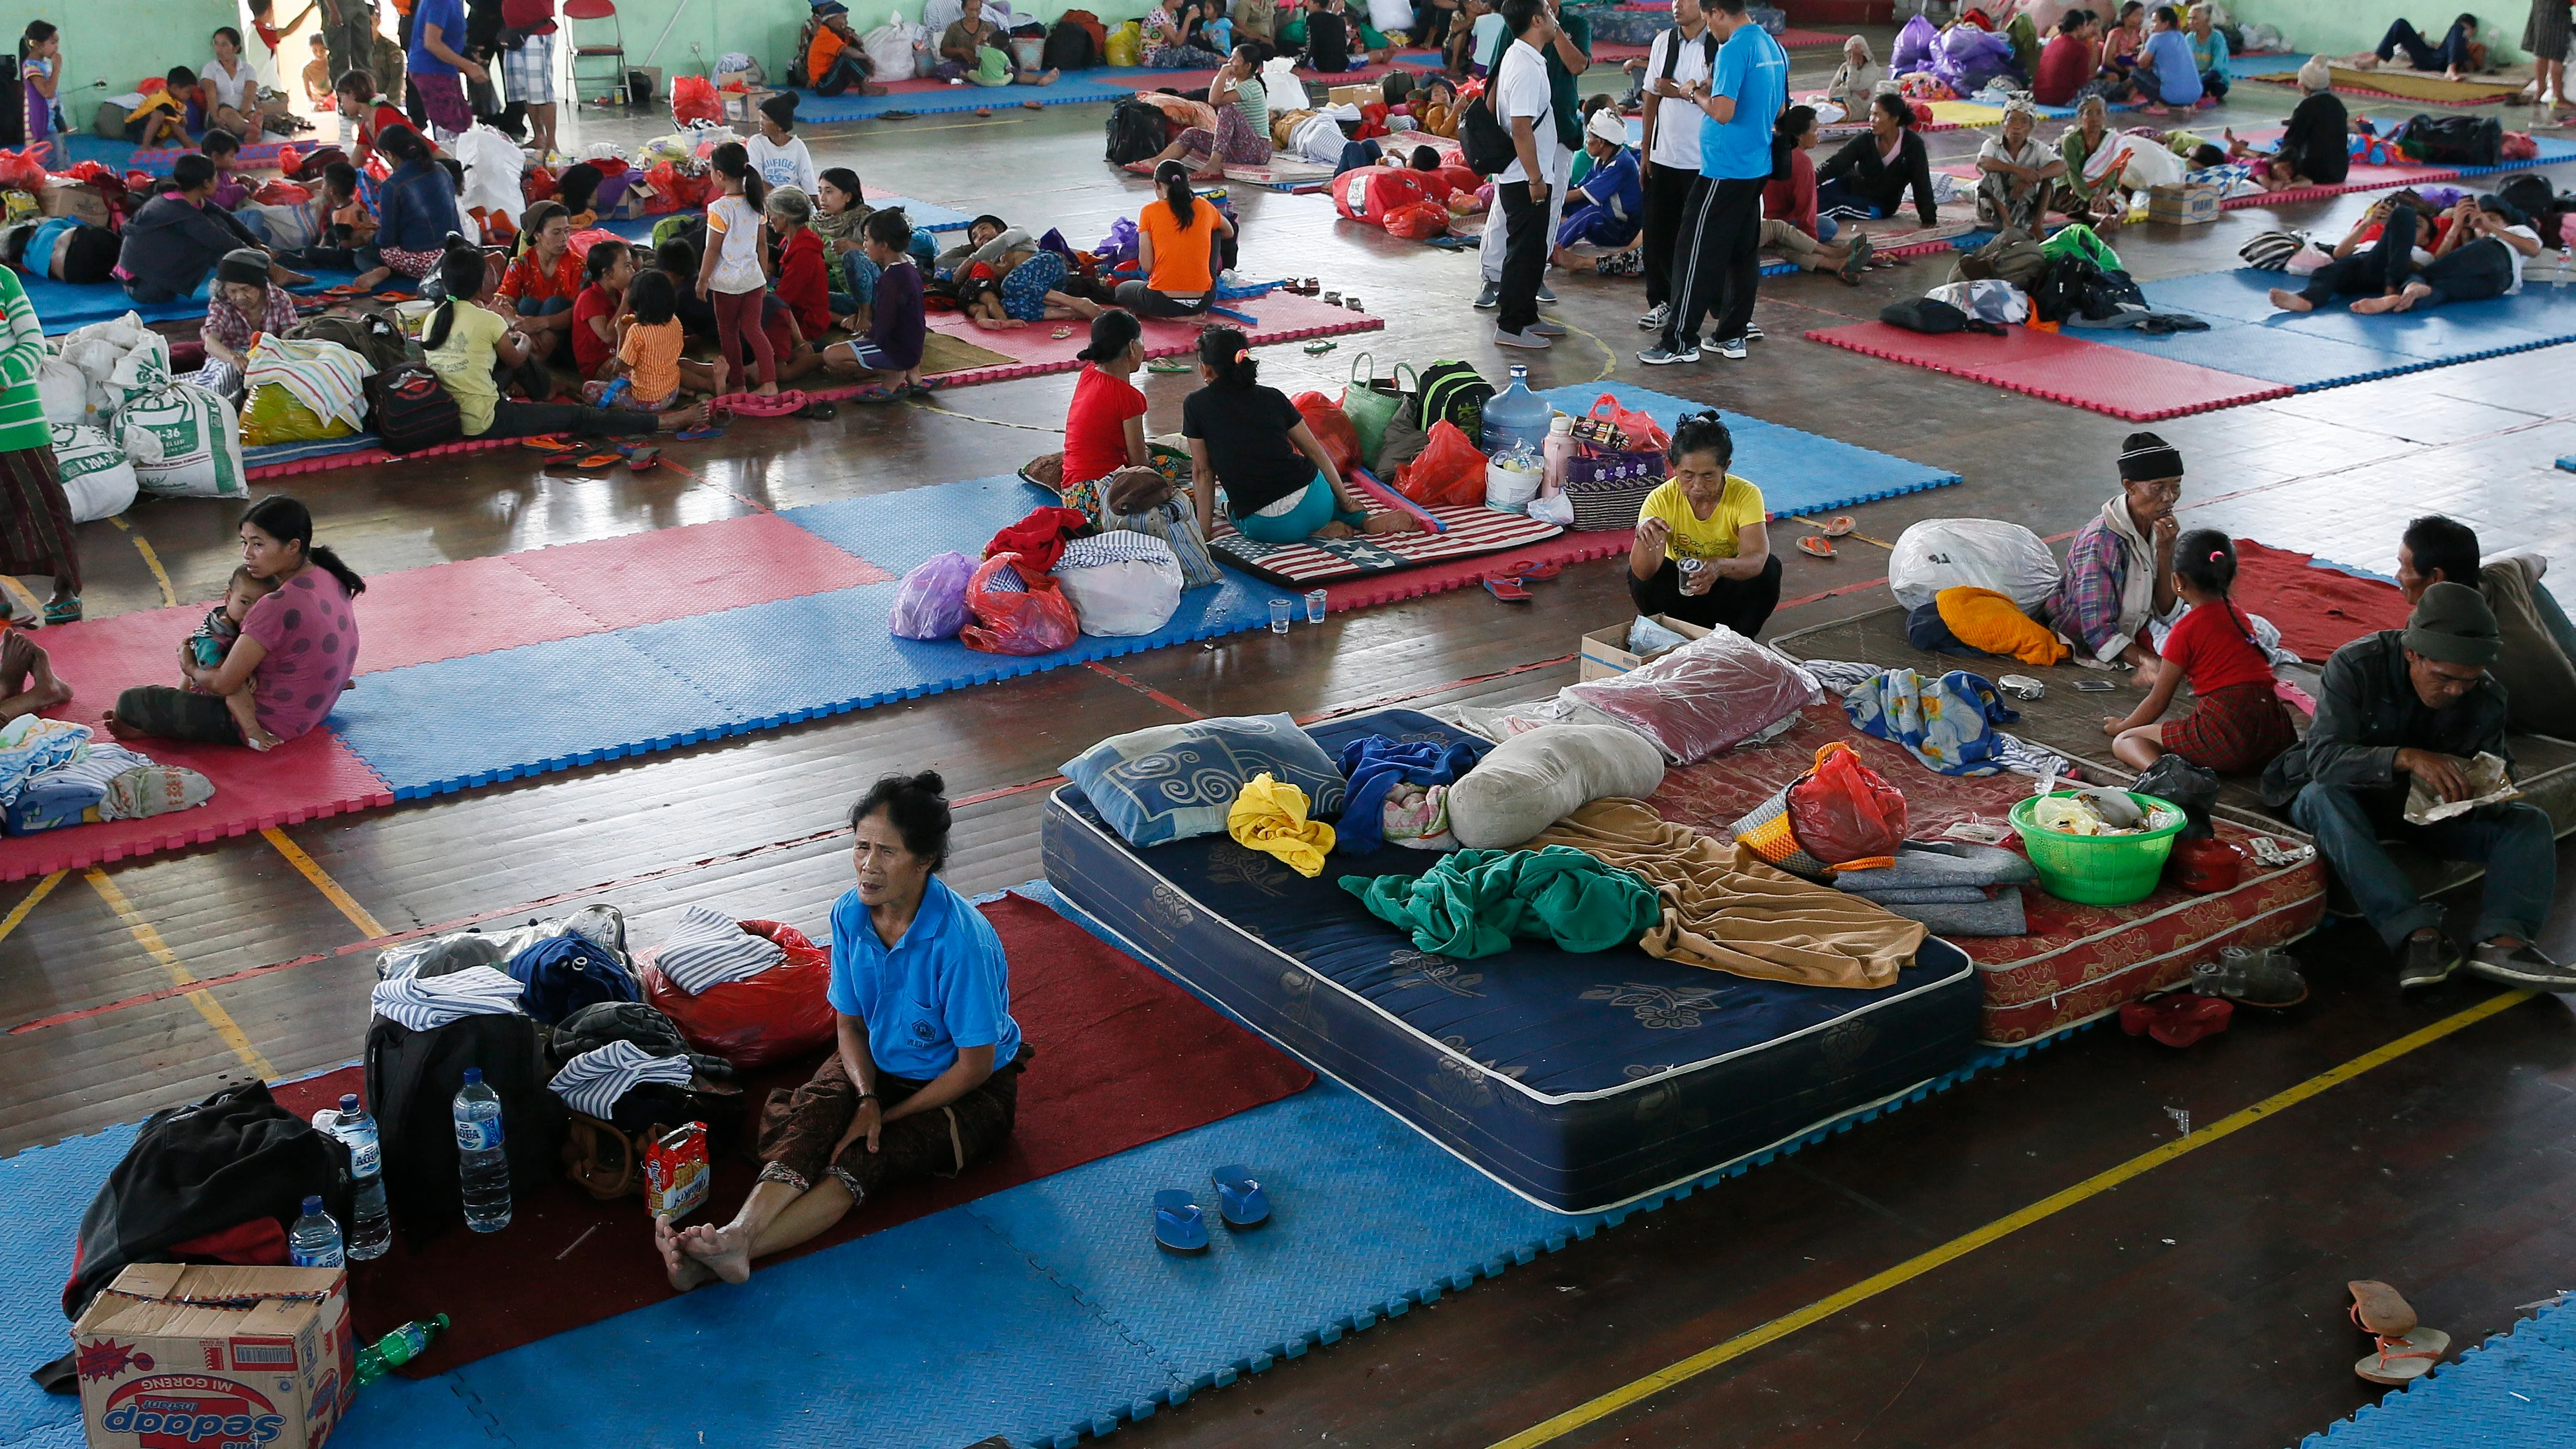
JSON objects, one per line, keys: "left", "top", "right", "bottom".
{"left": 2262, "top": 581, "right": 2576, "bottom": 992}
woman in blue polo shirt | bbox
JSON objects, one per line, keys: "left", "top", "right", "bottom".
{"left": 659, "top": 770, "right": 1026, "bottom": 1292}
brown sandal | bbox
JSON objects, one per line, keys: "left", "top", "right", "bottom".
{"left": 1797, "top": 535, "right": 1837, "bottom": 559}
{"left": 2355, "top": 1326, "right": 2450, "bottom": 1386}
{"left": 2349, "top": 1281, "right": 2420, "bottom": 1338}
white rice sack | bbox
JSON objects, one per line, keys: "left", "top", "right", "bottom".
{"left": 47, "top": 424, "right": 138, "bottom": 522}
{"left": 36, "top": 353, "right": 86, "bottom": 428}
{"left": 117, "top": 383, "right": 247, "bottom": 499}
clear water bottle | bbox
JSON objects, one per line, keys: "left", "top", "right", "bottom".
{"left": 1479, "top": 364, "right": 1551, "bottom": 459}
{"left": 354, "top": 1314, "right": 451, "bottom": 1387}
{"left": 288, "top": 1196, "right": 344, "bottom": 1268}
{"left": 452, "top": 1068, "right": 512, "bottom": 1233}
{"left": 331, "top": 1093, "right": 391, "bottom": 1261}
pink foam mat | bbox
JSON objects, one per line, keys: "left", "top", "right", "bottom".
{"left": 918, "top": 292, "right": 1384, "bottom": 384}
{"left": 1805, "top": 321, "right": 2294, "bottom": 420}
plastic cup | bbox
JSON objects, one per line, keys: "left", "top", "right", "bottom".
{"left": 1304, "top": 589, "right": 1328, "bottom": 624}
{"left": 1270, "top": 598, "right": 1292, "bottom": 634}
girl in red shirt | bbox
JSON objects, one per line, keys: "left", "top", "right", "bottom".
{"left": 2103, "top": 530, "right": 2298, "bottom": 775}
{"left": 570, "top": 238, "right": 631, "bottom": 381}
{"left": 1059, "top": 308, "right": 1151, "bottom": 522}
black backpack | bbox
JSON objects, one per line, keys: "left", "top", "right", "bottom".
{"left": 365, "top": 363, "right": 463, "bottom": 453}
{"left": 1417, "top": 360, "right": 1495, "bottom": 437}
{"left": 2030, "top": 254, "right": 2098, "bottom": 325}
{"left": 1880, "top": 297, "right": 1968, "bottom": 334}
{"left": 1105, "top": 98, "right": 1171, "bottom": 165}
{"left": 2496, "top": 172, "right": 2555, "bottom": 220}
{"left": 365, "top": 1009, "right": 567, "bottom": 1241}
{"left": 291, "top": 311, "right": 412, "bottom": 373}
{"left": 2398, "top": 113, "right": 2502, "bottom": 168}
{"left": 1043, "top": 19, "right": 1097, "bottom": 70}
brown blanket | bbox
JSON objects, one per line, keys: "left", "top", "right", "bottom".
{"left": 1523, "top": 798, "right": 1925, "bottom": 989}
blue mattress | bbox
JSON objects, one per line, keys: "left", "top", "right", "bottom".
{"left": 1042, "top": 709, "right": 1982, "bottom": 1213}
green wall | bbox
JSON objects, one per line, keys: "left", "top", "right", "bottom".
{"left": 1, "top": 0, "right": 244, "bottom": 128}
{"left": 2226, "top": 2, "right": 2529, "bottom": 67}
{"left": 601, "top": 0, "right": 1155, "bottom": 80}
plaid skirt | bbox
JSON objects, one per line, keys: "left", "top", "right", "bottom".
{"left": 502, "top": 31, "right": 557, "bottom": 105}
{"left": 2163, "top": 680, "right": 2298, "bottom": 775}
{"left": 0, "top": 445, "right": 79, "bottom": 590}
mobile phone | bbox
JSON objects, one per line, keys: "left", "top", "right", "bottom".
{"left": 2071, "top": 678, "right": 2116, "bottom": 693}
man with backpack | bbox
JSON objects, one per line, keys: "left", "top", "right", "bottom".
{"left": 1472, "top": 0, "right": 1589, "bottom": 315}
{"left": 1635, "top": 0, "right": 1713, "bottom": 335}
{"left": 1487, "top": 0, "right": 1567, "bottom": 349}
{"left": 1640, "top": 0, "right": 1784, "bottom": 365}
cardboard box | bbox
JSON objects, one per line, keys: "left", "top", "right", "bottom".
{"left": 2146, "top": 182, "right": 2219, "bottom": 226}
{"left": 1327, "top": 81, "right": 1381, "bottom": 108}
{"left": 1578, "top": 614, "right": 1711, "bottom": 681}
{"left": 39, "top": 179, "right": 107, "bottom": 227}
{"left": 72, "top": 1264, "right": 355, "bottom": 1449}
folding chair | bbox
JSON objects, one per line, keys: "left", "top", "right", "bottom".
{"left": 565, "top": 0, "right": 631, "bottom": 107}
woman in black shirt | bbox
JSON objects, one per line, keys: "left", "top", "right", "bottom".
{"left": 1816, "top": 93, "right": 1940, "bottom": 227}
{"left": 1183, "top": 328, "right": 1416, "bottom": 545}
{"left": 2273, "top": 64, "right": 2351, "bottom": 188}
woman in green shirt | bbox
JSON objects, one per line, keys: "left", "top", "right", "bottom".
{"left": 2055, "top": 95, "right": 2127, "bottom": 232}
{"left": 0, "top": 267, "right": 79, "bottom": 627}
{"left": 1149, "top": 45, "right": 1274, "bottom": 176}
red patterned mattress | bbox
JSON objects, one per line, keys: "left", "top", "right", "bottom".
{"left": 1646, "top": 704, "right": 2326, "bottom": 1044}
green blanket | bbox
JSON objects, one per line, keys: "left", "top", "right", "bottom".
{"left": 1340, "top": 846, "right": 1660, "bottom": 959}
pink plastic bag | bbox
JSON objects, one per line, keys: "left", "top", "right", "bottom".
{"left": 960, "top": 553, "right": 1081, "bottom": 655}
{"left": 890, "top": 550, "right": 976, "bottom": 640}
{"left": 1562, "top": 627, "right": 1822, "bottom": 763}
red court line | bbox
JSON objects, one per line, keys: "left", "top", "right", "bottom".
{"left": 1084, "top": 659, "right": 1206, "bottom": 718}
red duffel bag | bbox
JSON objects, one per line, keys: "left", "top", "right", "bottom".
{"left": 1330, "top": 165, "right": 1427, "bottom": 224}
{"left": 642, "top": 919, "right": 836, "bottom": 1068}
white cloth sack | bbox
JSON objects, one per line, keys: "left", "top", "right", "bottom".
{"left": 1887, "top": 518, "right": 2061, "bottom": 611}
{"left": 36, "top": 353, "right": 84, "bottom": 428}
{"left": 1054, "top": 532, "right": 1184, "bottom": 637}
{"left": 862, "top": 21, "right": 925, "bottom": 81}
{"left": 118, "top": 382, "right": 247, "bottom": 499}
{"left": 1367, "top": 0, "right": 1415, "bottom": 35}
{"left": 47, "top": 424, "right": 137, "bottom": 522}
{"left": 451, "top": 124, "right": 526, "bottom": 217}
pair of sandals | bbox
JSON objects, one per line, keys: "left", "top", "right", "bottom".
{"left": 1153, "top": 1164, "right": 1270, "bottom": 1253}
{"left": 9, "top": 597, "right": 80, "bottom": 628}
{"left": 2351, "top": 1280, "right": 2449, "bottom": 1386}
{"left": 1483, "top": 559, "right": 1561, "bottom": 603}
{"left": 1796, "top": 515, "right": 1856, "bottom": 559}
{"left": 522, "top": 436, "right": 666, "bottom": 474}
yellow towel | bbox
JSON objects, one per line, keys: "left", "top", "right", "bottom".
{"left": 1227, "top": 773, "right": 1337, "bottom": 877}
{"left": 1937, "top": 585, "right": 2071, "bottom": 666}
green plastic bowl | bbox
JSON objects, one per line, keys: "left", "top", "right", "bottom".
{"left": 2009, "top": 790, "right": 2186, "bottom": 907}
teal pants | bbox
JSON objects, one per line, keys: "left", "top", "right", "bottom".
{"left": 1231, "top": 472, "right": 1368, "bottom": 543}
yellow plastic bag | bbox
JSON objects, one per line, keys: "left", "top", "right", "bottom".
{"left": 1104, "top": 19, "right": 1142, "bottom": 66}
{"left": 240, "top": 383, "right": 356, "bottom": 447}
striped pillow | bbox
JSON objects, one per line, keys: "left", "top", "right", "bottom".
{"left": 651, "top": 907, "right": 787, "bottom": 995}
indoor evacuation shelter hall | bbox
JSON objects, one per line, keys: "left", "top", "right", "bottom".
{"left": 7, "top": 0, "right": 2576, "bottom": 1445}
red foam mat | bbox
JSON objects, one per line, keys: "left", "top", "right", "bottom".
{"left": 919, "top": 291, "right": 1383, "bottom": 386}
{"left": 1805, "top": 321, "right": 2295, "bottom": 420}
{"left": 1321, "top": 526, "right": 1633, "bottom": 611}
{"left": 270, "top": 892, "right": 1316, "bottom": 1375}
{"left": 2230, "top": 539, "right": 2411, "bottom": 662}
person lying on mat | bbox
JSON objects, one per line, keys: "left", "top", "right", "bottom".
{"left": 2041, "top": 431, "right": 2185, "bottom": 689}
{"left": 1185, "top": 327, "right": 1417, "bottom": 545}
{"left": 661, "top": 771, "right": 1029, "bottom": 1292}
{"left": 934, "top": 215, "right": 1106, "bottom": 330}
{"left": 2397, "top": 513, "right": 2576, "bottom": 738}
{"left": 419, "top": 238, "right": 714, "bottom": 438}
{"left": 2351, "top": 12, "right": 2483, "bottom": 81}
{"left": 2259, "top": 583, "right": 2576, "bottom": 994}
{"left": 1144, "top": 45, "right": 1275, "bottom": 181}
{"left": 107, "top": 496, "right": 363, "bottom": 750}
{"left": 1626, "top": 410, "right": 1779, "bottom": 638}
{"left": 1815, "top": 93, "right": 1939, "bottom": 229}
{"left": 2269, "top": 193, "right": 2538, "bottom": 314}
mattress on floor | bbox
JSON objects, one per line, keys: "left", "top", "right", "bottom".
{"left": 1646, "top": 700, "right": 2326, "bottom": 1045}
{"left": 1040, "top": 708, "right": 1982, "bottom": 1214}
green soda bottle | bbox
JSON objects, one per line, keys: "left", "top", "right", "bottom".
{"left": 354, "top": 1314, "right": 451, "bottom": 1386}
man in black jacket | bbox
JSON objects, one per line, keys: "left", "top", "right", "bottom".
{"left": 2262, "top": 582, "right": 2576, "bottom": 992}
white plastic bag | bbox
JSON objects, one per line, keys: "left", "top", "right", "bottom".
{"left": 1261, "top": 56, "right": 1305, "bottom": 111}
{"left": 712, "top": 52, "right": 765, "bottom": 87}
{"left": 1887, "top": 519, "right": 2061, "bottom": 612}
{"left": 1925, "top": 278, "right": 2030, "bottom": 324}
{"left": 46, "top": 423, "right": 137, "bottom": 522}
{"left": 862, "top": 21, "right": 924, "bottom": 81}
{"left": 1054, "top": 534, "right": 1183, "bottom": 637}
{"left": 451, "top": 124, "right": 526, "bottom": 217}
{"left": 1367, "top": 0, "right": 1415, "bottom": 36}
{"left": 117, "top": 382, "right": 247, "bottom": 499}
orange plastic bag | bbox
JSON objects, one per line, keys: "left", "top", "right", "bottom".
{"left": 961, "top": 553, "right": 1080, "bottom": 655}
{"left": 1394, "top": 419, "right": 1486, "bottom": 507}
{"left": 671, "top": 73, "right": 724, "bottom": 126}
{"left": 1291, "top": 391, "right": 1360, "bottom": 477}
{"left": 642, "top": 920, "right": 837, "bottom": 1067}
{"left": 1785, "top": 742, "right": 1909, "bottom": 870}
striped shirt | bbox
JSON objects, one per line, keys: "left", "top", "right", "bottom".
{"left": 0, "top": 269, "right": 52, "bottom": 453}
{"left": 548, "top": 1039, "right": 694, "bottom": 1119}
{"left": 650, "top": 906, "right": 786, "bottom": 995}
{"left": 370, "top": 964, "right": 527, "bottom": 1030}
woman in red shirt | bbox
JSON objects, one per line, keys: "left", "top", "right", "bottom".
{"left": 335, "top": 70, "right": 432, "bottom": 169}
{"left": 767, "top": 187, "right": 838, "bottom": 338}
{"left": 495, "top": 201, "right": 583, "bottom": 372}
{"left": 1762, "top": 106, "right": 1823, "bottom": 240}
{"left": 570, "top": 238, "right": 631, "bottom": 382}
{"left": 1058, "top": 308, "right": 1151, "bottom": 523}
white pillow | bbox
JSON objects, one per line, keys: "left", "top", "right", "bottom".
{"left": 1445, "top": 724, "right": 1665, "bottom": 850}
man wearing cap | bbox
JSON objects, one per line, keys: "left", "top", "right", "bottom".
{"left": 2397, "top": 513, "right": 2576, "bottom": 738}
{"left": 2261, "top": 582, "right": 2576, "bottom": 992}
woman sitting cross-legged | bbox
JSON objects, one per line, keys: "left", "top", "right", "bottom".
{"left": 1186, "top": 327, "right": 1417, "bottom": 546}
{"left": 1118, "top": 162, "right": 1236, "bottom": 321}
{"left": 417, "top": 237, "right": 712, "bottom": 439}
{"left": 1816, "top": 93, "right": 1939, "bottom": 229}
{"left": 1626, "top": 411, "right": 1779, "bottom": 637}
{"left": 662, "top": 771, "right": 1027, "bottom": 1292}
{"left": 1147, "top": 45, "right": 1274, "bottom": 179}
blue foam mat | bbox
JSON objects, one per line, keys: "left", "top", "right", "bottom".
{"left": 23, "top": 263, "right": 366, "bottom": 332}
{"left": 2298, "top": 1300, "right": 2576, "bottom": 1448}
{"left": 787, "top": 77, "right": 1140, "bottom": 121}
{"left": 2094, "top": 268, "right": 2576, "bottom": 389}
{"left": 1539, "top": 382, "right": 1965, "bottom": 511}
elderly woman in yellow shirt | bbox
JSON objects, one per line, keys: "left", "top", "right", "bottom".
{"left": 1626, "top": 410, "right": 1778, "bottom": 637}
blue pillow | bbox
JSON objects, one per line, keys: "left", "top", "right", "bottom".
{"left": 1064, "top": 713, "right": 1347, "bottom": 849}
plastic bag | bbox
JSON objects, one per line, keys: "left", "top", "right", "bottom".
{"left": 1291, "top": 392, "right": 1360, "bottom": 477}
{"left": 642, "top": 920, "right": 835, "bottom": 1068}
{"left": 1561, "top": 625, "right": 1824, "bottom": 764}
{"left": 452, "top": 124, "right": 528, "bottom": 218}
{"left": 671, "top": 73, "right": 723, "bottom": 127}
{"left": 891, "top": 550, "right": 978, "bottom": 640}
{"left": 1381, "top": 199, "right": 1448, "bottom": 240}
{"left": 1785, "top": 742, "right": 1908, "bottom": 870}
{"left": 1394, "top": 419, "right": 1486, "bottom": 507}
{"left": 0, "top": 147, "right": 44, "bottom": 191}
{"left": 1105, "top": 19, "right": 1142, "bottom": 66}
{"left": 961, "top": 553, "right": 1081, "bottom": 655}
{"left": 1331, "top": 166, "right": 1425, "bottom": 223}
{"left": 1056, "top": 546, "right": 1183, "bottom": 637}
{"left": 862, "top": 20, "right": 924, "bottom": 80}
{"left": 240, "top": 383, "right": 358, "bottom": 447}
{"left": 1891, "top": 13, "right": 1939, "bottom": 72}
{"left": 1582, "top": 393, "right": 1671, "bottom": 453}
{"left": 1093, "top": 216, "right": 1139, "bottom": 267}
{"left": 1887, "top": 518, "right": 2060, "bottom": 612}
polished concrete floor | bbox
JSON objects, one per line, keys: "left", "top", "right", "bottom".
{"left": 11, "top": 34, "right": 2576, "bottom": 1448}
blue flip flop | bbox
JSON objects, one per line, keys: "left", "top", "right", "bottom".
{"left": 1210, "top": 1165, "right": 1270, "bottom": 1229}
{"left": 1153, "top": 1190, "right": 1209, "bottom": 1254}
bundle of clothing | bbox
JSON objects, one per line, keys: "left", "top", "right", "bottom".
{"left": 1830, "top": 840, "right": 2034, "bottom": 937}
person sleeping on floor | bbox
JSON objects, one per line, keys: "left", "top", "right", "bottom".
{"left": 659, "top": 771, "right": 1028, "bottom": 1292}
{"left": 2268, "top": 192, "right": 2541, "bottom": 315}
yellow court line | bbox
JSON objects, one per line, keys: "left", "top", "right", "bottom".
{"left": 262, "top": 828, "right": 389, "bottom": 939}
{"left": 108, "top": 516, "right": 178, "bottom": 608}
{"left": 85, "top": 869, "right": 280, "bottom": 1081}
{"left": 0, "top": 576, "right": 36, "bottom": 618}
{"left": 0, "top": 869, "right": 64, "bottom": 946}
{"left": 1491, "top": 988, "right": 2536, "bottom": 1449}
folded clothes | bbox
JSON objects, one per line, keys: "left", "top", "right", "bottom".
{"left": 1832, "top": 841, "right": 2036, "bottom": 891}
{"left": 1340, "top": 844, "right": 1660, "bottom": 960}
{"left": 1337, "top": 734, "right": 1493, "bottom": 854}
{"left": 1842, "top": 884, "right": 1996, "bottom": 904}
{"left": 1868, "top": 890, "right": 2027, "bottom": 937}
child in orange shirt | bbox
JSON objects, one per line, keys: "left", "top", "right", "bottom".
{"left": 611, "top": 269, "right": 689, "bottom": 410}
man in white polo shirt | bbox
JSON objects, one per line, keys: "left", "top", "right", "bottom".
{"left": 1635, "top": 0, "right": 1714, "bottom": 334}
{"left": 1491, "top": 0, "right": 1567, "bottom": 349}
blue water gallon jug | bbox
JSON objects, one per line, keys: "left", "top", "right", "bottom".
{"left": 1480, "top": 365, "right": 1552, "bottom": 458}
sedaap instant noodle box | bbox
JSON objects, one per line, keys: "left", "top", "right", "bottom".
{"left": 71, "top": 1264, "right": 355, "bottom": 1449}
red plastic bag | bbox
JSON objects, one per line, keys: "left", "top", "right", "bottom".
{"left": 671, "top": 73, "right": 724, "bottom": 126}
{"left": 1394, "top": 419, "right": 1486, "bottom": 506}
{"left": 1291, "top": 391, "right": 1360, "bottom": 477}
{"left": 566, "top": 226, "right": 621, "bottom": 264}
{"left": 641, "top": 920, "right": 836, "bottom": 1067}
{"left": 1584, "top": 393, "right": 1671, "bottom": 453}
{"left": 961, "top": 553, "right": 1080, "bottom": 655}
{"left": 644, "top": 159, "right": 711, "bottom": 211}
{"left": 1381, "top": 200, "right": 1448, "bottom": 240}
{"left": 1785, "top": 743, "right": 1908, "bottom": 870}
{"left": 253, "top": 179, "right": 311, "bottom": 206}
{"left": 1330, "top": 166, "right": 1425, "bottom": 224}
{"left": 0, "top": 147, "right": 46, "bottom": 191}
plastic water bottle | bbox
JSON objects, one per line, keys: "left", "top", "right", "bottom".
{"left": 331, "top": 1093, "right": 391, "bottom": 1261}
{"left": 1540, "top": 414, "right": 1576, "bottom": 498}
{"left": 1480, "top": 365, "right": 1551, "bottom": 458}
{"left": 353, "top": 1314, "right": 450, "bottom": 1387}
{"left": 453, "top": 1068, "right": 512, "bottom": 1233}
{"left": 288, "top": 1196, "right": 344, "bottom": 1268}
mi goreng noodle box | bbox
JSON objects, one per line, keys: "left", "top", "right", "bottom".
{"left": 71, "top": 1264, "right": 355, "bottom": 1449}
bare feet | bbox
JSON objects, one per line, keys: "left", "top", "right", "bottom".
{"left": 658, "top": 399, "right": 713, "bottom": 431}
{"left": 2268, "top": 288, "right": 2313, "bottom": 312}
{"left": 680, "top": 1220, "right": 754, "bottom": 1285}
{"left": 246, "top": 726, "right": 284, "bottom": 751}
{"left": 2352, "top": 285, "right": 2426, "bottom": 314}
{"left": 1315, "top": 522, "right": 1356, "bottom": 539}
{"left": 754, "top": 382, "right": 780, "bottom": 397}
{"left": 103, "top": 709, "right": 139, "bottom": 740}
{"left": 1362, "top": 512, "right": 1420, "bottom": 535}
{"left": 5, "top": 637, "right": 73, "bottom": 715}
{"left": 351, "top": 267, "right": 392, "bottom": 290}
{"left": 656, "top": 1216, "right": 719, "bottom": 1292}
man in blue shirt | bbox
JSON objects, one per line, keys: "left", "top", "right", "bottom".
{"left": 2132, "top": 4, "right": 2206, "bottom": 110}
{"left": 661, "top": 771, "right": 1028, "bottom": 1293}
{"left": 1642, "top": 0, "right": 1784, "bottom": 365}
